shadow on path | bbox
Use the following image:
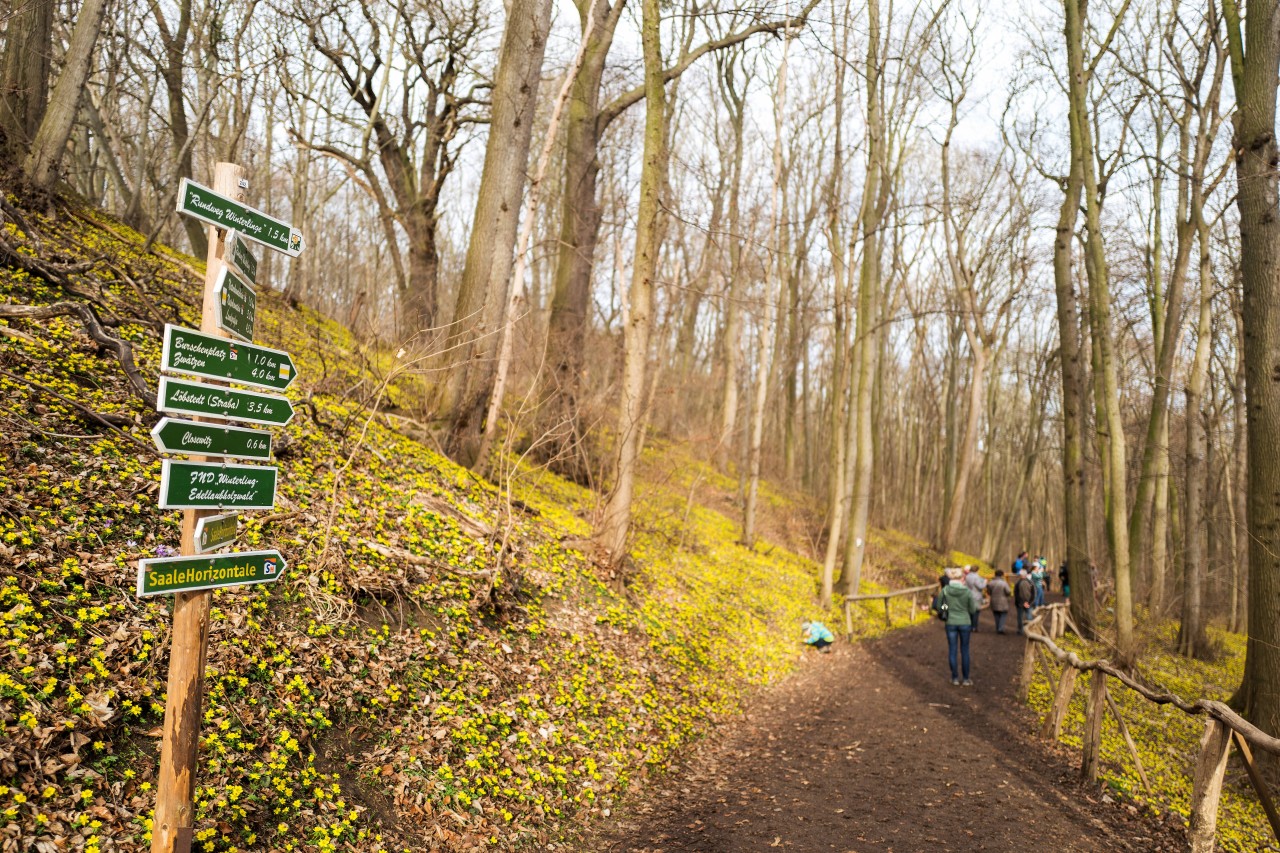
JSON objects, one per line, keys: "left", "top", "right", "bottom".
{"left": 581, "top": 612, "right": 1184, "bottom": 852}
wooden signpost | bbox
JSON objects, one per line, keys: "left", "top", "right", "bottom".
{"left": 148, "top": 163, "right": 303, "bottom": 853}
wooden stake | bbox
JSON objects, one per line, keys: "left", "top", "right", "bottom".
{"left": 1105, "top": 690, "right": 1152, "bottom": 794}
{"left": 1018, "top": 635, "right": 1037, "bottom": 702}
{"left": 1187, "top": 718, "right": 1231, "bottom": 853}
{"left": 151, "top": 162, "right": 245, "bottom": 853}
{"left": 1041, "top": 665, "right": 1078, "bottom": 741}
{"left": 1080, "top": 671, "right": 1106, "bottom": 783}
{"left": 883, "top": 596, "right": 891, "bottom": 626}
{"left": 843, "top": 600, "right": 853, "bottom": 640}
{"left": 1232, "top": 729, "right": 1280, "bottom": 841}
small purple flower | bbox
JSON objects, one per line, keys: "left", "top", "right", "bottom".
{"left": 156, "top": 544, "right": 177, "bottom": 558}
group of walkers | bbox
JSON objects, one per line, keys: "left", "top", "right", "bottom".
{"left": 930, "top": 552, "right": 1060, "bottom": 687}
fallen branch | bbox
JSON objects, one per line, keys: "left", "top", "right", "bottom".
{"left": 356, "top": 538, "right": 494, "bottom": 580}
{"left": 0, "top": 302, "right": 154, "bottom": 407}
{"left": 0, "top": 368, "right": 152, "bottom": 453}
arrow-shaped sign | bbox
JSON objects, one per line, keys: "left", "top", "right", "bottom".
{"left": 151, "top": 417, "right": 272, "bottom": 461}
{"left": 193, "top": 513, "right": 239, "bottom": 553}
{"left": 177, "top": 178, "right": 304, "bottom": 256}
{"left": 137, "top": 549, "right": 287, "bottom": 597}
{"left": 157, "top": 377, "right": 295, "bottom": 427}
{"left": 214, "top": 267, "right": 256, "bottom": 343}
{"left": 161, "top": 324, "right": 296, "bottom": 391}
{"left": 225, "top": 230, "right": 259, "bottom": 284}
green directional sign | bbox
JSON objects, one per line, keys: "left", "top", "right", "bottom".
{"left": 225, "top": 231, "right": 259, "bottom": 284}
{"left": 157, "top": 377, "right": 294, "bottom": 427}
{"left": 162, "top": 324, "right": 296, "bottom": 391}
{"left": 150, "top": 417, "right": 272, "bottom": 460}
{"left": 194, "top": 513, "right": 239, "bottom": 553}
{"left": 177, "top": 178, "right": 304, "bottom": 257}
{"left": 159, "top": 459, "right": 277, "bottom": 510}
{"left": 136, "top": 549, "right": 286, "bottom": 597}
{"left": 214, "top": 268, "right": 257, "bottom": 342}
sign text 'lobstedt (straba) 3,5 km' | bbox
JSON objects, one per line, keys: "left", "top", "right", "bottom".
{"left": 157, "top": 376, "right": 294, "bottom": 426}
{"left": 150, "top": 417, "right": 272, "bottom": 460}
{"left": 162, "top": 324, "right": 296, "bottom": 391}
{"left": 158, "top": 459, "right": 278, "bottom": 510}
{"left": 137, "top": 550, "right": 287, "bottom": 597}
{"left": 214, "top": 267, "right": 256, "bottom": 342}
{"left": 176, "top": 178, "right": 305, "bottom": 256}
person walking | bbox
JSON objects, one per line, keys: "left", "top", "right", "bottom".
{"left": 988, "top": 569, "right": 1012, "bottom": 634}
{"left": 1014, "top": 569, "right": 1035, "bottom": 635}
{"left": 963, "top": 565, "right": 987, "bottom": 632}
{"left": 933, "top": 566, "right": 979, "bottom": 686}
{"left": 1031, "top": 558, "right": 1047, "bottom": 609}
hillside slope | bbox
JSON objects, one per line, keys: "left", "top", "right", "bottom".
{"left": 0, "top": 197, "right": 945, "bottom": 852}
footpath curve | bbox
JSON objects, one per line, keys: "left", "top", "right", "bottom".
{"left": 582, "top": 615, "right": 1185, "bottom": 852}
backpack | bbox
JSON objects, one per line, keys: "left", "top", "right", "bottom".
{"left": 933, "top": 590, "right": 950, "bottom": 622}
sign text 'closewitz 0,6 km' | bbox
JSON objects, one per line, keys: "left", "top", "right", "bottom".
{"left": 136, "top": 549, "right": 287, "bottom": 597}
{"left": 176, "top": 178, "right": 305, "bottom": 256}
{"left": 162, "top": 324, "right": 295, "bottom": 391}
{"left": 150, "top": 417, "right": 272, "bottom": 460}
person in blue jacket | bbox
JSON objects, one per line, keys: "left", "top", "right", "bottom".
{"left": 802, "top": 621, "right": 835, "bottom": 653}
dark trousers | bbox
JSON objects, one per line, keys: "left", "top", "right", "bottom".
{"left": 993, "top": 610, "right": 1008, "bottom": 633}
{"left": 971, "top": 607, "right": 982, "bottom": 631}
{"left": 1016, "top": 605, "right": 1031, "bottom": 634}
{"left": 946, "top": 625, "right": 972, "bottom": 680}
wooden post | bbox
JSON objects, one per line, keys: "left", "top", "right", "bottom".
{"left": 1040, "top": 665, "right": 1078, "bottom": 740}
{"left": 1080, "top": 671, "right": 1106, "bottom": 783}
{"left": 151, "top": 162, "right": 245, "bottom": 853}
{"left": 844, "top": 600, "right": 853, "bottom": 640}
{"left": 883, "top": 596, "right": 891, "bottom": 626}
{"left": 1019, "top": 636, "right": 1037, "bottom": 702}
{"left": 911, "top": 592, "right": 918, "bottom": 622}
{"left": 1187, "top": 718, "right": 1232, "bottom": 853}
{"left": 1105, "top": 690, "right": 1152, "bottom": 794}
{"left": 1232, "top": 729, "right": 1280, "bottom": 840}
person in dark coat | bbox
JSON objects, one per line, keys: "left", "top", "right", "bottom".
{"left": 1013, "top": 570, "right": 1035, "bottom": 635}
{"left": 987, "top": 569, "right": 1012, "bottom": 634}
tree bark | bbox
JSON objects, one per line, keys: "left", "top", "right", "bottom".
{"left": 594, "top": 0, "right": 664, "bottom": 564}
{"left": 0, "top": 0, "right": 54, "bottom": 161}
{"left": 1223, "top": 0, "right": 1280, "bottom": 745}
{"left": 24, "top": 0, "right": 109, "bottom": 188}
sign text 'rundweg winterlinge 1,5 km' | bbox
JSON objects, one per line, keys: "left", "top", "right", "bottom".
{"left": 177, "top": 178, "right": 304, "bottom": 256}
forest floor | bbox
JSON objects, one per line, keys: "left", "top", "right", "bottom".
{"left": 579, "top": 611, "right": 1188, "bottom": 853}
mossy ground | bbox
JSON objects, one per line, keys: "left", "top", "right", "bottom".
{"left": 0, "top": 199, "right": 949, "bottom": 852}
{"left": 1026, "top": 618, "right": 1272, "bottom": 852}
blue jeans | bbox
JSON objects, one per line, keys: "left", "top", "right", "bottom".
{"left": 946, "top": 624, "right": 972, "bottom": 680}
{"left": 993, "top": 610, "right": 1008, "bottom": 633}
{"left": 1033, "top": 585, "right": 1046, "bottom": 608}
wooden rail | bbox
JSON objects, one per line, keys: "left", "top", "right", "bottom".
{"left": 842, "top": 583, "right": 936, "bottom": 638}
{"left": 1021, "top": 603, "right": 1280, "bottom": 851}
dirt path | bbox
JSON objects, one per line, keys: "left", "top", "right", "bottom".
{"left": 581, "top": 614, "right": 1185, "bottom": 852}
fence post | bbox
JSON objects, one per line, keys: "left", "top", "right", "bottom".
{"left": 844, "top": 600, "right": 853, "bottom": 640}
{"left": 1080, "top": 671, "right": 1106, "bottom": 783}
{"left": 1019, "top": 636, "right": 1037, "bottom": 702}
{"left": 1188, "top": 718, "right": 1232, "bottom": 853}
{"left": 884, "top": 597, "right": 891, "bottom": 626}
{"left": 1041, "top": 665, "right": 1078, "bottom": 740}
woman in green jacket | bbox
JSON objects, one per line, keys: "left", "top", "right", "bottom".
{"left": 933, "top": 566, "right": 980, "bottom": 685}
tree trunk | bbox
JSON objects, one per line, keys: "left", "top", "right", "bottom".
{"left": 24, "top": 0, "right": 109, "bottom": 188}
{"left": 836, "top": 0, "right": 883, "bottom": 598}
{"left": 1056, "top": 0, "right": 1095, "bottom": 638}
{"left": 0, "top": 0, "right": 53, "bottom": 161}
{"left": 595, "top": 0, "right": 664, "bottom": 564}
{"left": 1223, "top": 0, "right": 1280, "bottom": 745}
{"left": 445, "top": 0, "right": 554, "bottom": 466}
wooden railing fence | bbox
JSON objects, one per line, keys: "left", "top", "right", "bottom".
{"left": 842, "top": 583, "right": 936, "bottom": 639}
{"left": 1022, "top": 603, "right": 1280, "bottom": 852}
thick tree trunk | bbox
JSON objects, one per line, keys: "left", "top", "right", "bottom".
{"left": 595, "top": 0, "right": 663, "bottom": 564}
{"left": 1055, "top": 0, "right": 1095, "bottom": 638}
{"left": 0, "top": 0, "right": 53, "bottom": 161}
{"left": 1223, "top": 0, "right": 1280, "bottom": 745}
{"left": 24, "top": 0, "right": 109, "bottom": 188}
{"left": 1179, "top": 216, "right": 1213, "bottom": 660}
{"left": 445, "top": 0, "right": 554, "bottom": 466}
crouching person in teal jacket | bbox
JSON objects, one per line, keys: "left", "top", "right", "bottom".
{"left": 802, "top": 621, "right": 834, "bottom": 653}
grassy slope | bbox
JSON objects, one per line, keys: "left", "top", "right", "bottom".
{"left": 0, "top": 199, "right": 945, "bottom": 853}
{"left": 1027, "top": 622, "right": 1267, "bottom": 852}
